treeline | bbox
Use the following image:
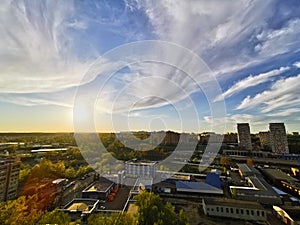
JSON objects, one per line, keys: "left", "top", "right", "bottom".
{"left": 0, "top": 191, "right": 188, "bottom": 225}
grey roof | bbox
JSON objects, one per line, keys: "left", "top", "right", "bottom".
{"left": 203, "top": 198, "right": 265, "bottom": 209}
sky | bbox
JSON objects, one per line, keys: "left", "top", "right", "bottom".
{"left": 1, "top": 0, "right": 300, "bottom": 133}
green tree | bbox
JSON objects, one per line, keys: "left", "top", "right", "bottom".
{"left": 65, "top": 167, "right": 76, "bottom": 178}
{"left": 19, "top": 163, "right": 31, "bottom": 183}
{"left": 30, "top": 159, "right": 66, "bottom": 179}
{"left": 88, "top": 212, "right": 136, "bottom": 225}
{"left": 37, "top": 209, "right": 71, "bottom": 225}
{"left": 0, "top": 195, "right": 43, "bottom": 225}
{"left": 134, "top": 191, "right": 188, "bottom": 225}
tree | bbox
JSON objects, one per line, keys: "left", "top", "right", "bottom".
{"left": 19, "top": 163, "right": 31, "bottom": 183}
{"left": 36, "top": 209, "right": 71, "bottom": 225}
{"left": 65, "top": 167, "right": 76, "bottom": 178}
{"left": 0, "top": 195, "right": 43, "bottom": 225}
{"left": 88, "top": 212, "right": 136, "bottom": 225}
{"left": 134, "top": 191, "right": 188, "bottom": 225}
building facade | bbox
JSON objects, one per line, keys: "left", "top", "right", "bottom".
{"left": 202, "top": 198, "right": 267, "bottom": 222}
{"left": 269, "top": 123, "right": 289, "bottom": 154}
{"left": 125, "top": 160, "right": 157, "bottom": 178}
{"left": 0, "top": 158, "right": 21, "bottom": 201}
{"left": 259, "top": 131, "right": 271, "bottom": 150}
{"left": 237, "top": 123, "right": 252, "bottom": 151}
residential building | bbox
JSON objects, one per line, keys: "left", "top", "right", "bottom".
{"left": 259, "top": 131, "right": 271, "bottom": 150}
{"left": 237, "top": 123, "right": 252, "bottom": 151}
{"left": 269, "top": 123, "right": 289, "bottom": 154}
{"left": 161, "top": 131, "right": 180, "bottom": 145}
{"left": 0, "top": 158, "right": 21, "bottom": 201}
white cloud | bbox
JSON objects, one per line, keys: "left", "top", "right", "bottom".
{"left": 293, "top": 61, "right": 300, "bottom": 68}
{"left": 267, "top": 108, "right": 300, "bottom": 117}
{"left": 237, "top": 74, "right": 300, "bottom": 113}
{"left": 203, "top": 114, "right": 269, "bottom": 133}
{"left": 0, "top": 1, "right": 96, "bottom": 94}
{"left": 135, "top": 0, "right": 300, "bottom": 80}
{"left": 255, "top": 19, "right": 300, "bottom": 57}
{"left": 214, "top": 66, "right": 290, "bottom": 102}
{"left": 1, "top": 0, "right": 300, "bottom": 121}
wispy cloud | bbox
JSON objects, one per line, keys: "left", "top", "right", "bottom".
{"left": 293, "top": 61, "right": 300, "bottom": 68}
{"left": 1, "top": 0, "right": 300, "bottom": 134}
{"left": 135, "top": 0, "right": 300, "bottom": 79}
{"left": 237, "top": 74, "right": 300, "bottom": 113}
{"left": 214, "top": 67, "right": 290, "bottom": 102}
{"left": 267, "top": 108, "right": 300, "bottom": 117}
{"left": 0, "top": 1, "right": 96, "bottom": 94}
{"left": 203, "top": 113, "right": 269, "bottom": 133}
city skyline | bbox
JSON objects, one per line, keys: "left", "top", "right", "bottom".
{"left": 1, "top": 1, "right": 300, "bottom": 133}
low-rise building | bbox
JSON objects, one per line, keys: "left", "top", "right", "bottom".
{"left": 176, "top": 181, "right": 223, "bottom": 195}
{"left": 62, "top": 198, "right": 99, "bottom": 221}
{"left": 82, "top": 177, "right": 114, "bottom": 200}
{"left": 262, "top": 168, "right": 300, "bottom": 199}
{"left": 202, "top": 198, "right": 267, "bottom": 222}
{"left": 230, "top": 164, "right": 282, "bottom": 205}
{"left": 125, "top": 159, "right": 157, "bottom": 179}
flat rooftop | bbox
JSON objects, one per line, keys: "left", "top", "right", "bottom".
{"left": 237, "top": 164, "right": 261, "bottom": 176}
{"left": 63, "top": 198, "right": 99, "bottom": 212}
{"left": 247, "top": 176, "right": 267, "bottom": 190}
{"left": 262, "top": 168, "right": 299, "bottom": 182}
{"left": 125, "top": 160, "right": 157, "bottom": 166}
{"left": 67, "top": 203, "right": 89, "bottom": 212}
{"left": 203, "top": 198, "right": 264, "bottom": 209}
{"left": 83, "top": 179, "right": 113, "bottom": 193}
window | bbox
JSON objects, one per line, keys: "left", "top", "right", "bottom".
{"left": 220, "top": 207, "right": 223, "bottom": 213}
{"left": 216, "top": 207, "right": 219, "bottom": 212}
{"left": 236, "top": 209, "right": 239, "bottom": 214}
{"left": 241, "top": 209, "right": 244, "bottom": 214}
{"left": 226, "top": 208, "right": 229, "bottom": 213}
{"left": 257, "top": 211, "right": 260, "bottom": 216}
{"left": 230, "top": 208, "right": 233, "bottom": 214}
{"left": 246, "top": 210, "right": 249, "bottom": 215}
{"left": 261, "top": 211, "right": 265, "bottom": 217}
{"left": 251, "top": 210, "right": 254, "bottom": 216}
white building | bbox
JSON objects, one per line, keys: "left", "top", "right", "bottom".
{"left": 125, "top": 160, "right": 157, "bottom": 179}
{"left": 202, "top": 198, "right": 267, "bottom": 222}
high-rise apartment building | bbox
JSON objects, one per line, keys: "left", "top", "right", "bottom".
{"left": 269, "top": 123, "right": 289, "bottom": 154}
{"left": 237, "top": 123, "right": 252, "bottom": 151}
{"left": 259, "top": 131, "right": 271, "bottom": 150}
{"left": 0, "top": 158, "right": 21, "bottom": 201}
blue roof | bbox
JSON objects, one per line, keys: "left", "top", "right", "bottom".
{"left": 206, "top": 172, "right": 222, "bottom": 189}
{"left": 175, "top": 181, "right": 222, "bottom": 191}
{"left": 272, "top": 186, "right": 287, "bottom": 195}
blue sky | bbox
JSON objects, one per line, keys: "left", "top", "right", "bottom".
{"left": 0, "top": 0, "right": 300, "bottom": 133}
